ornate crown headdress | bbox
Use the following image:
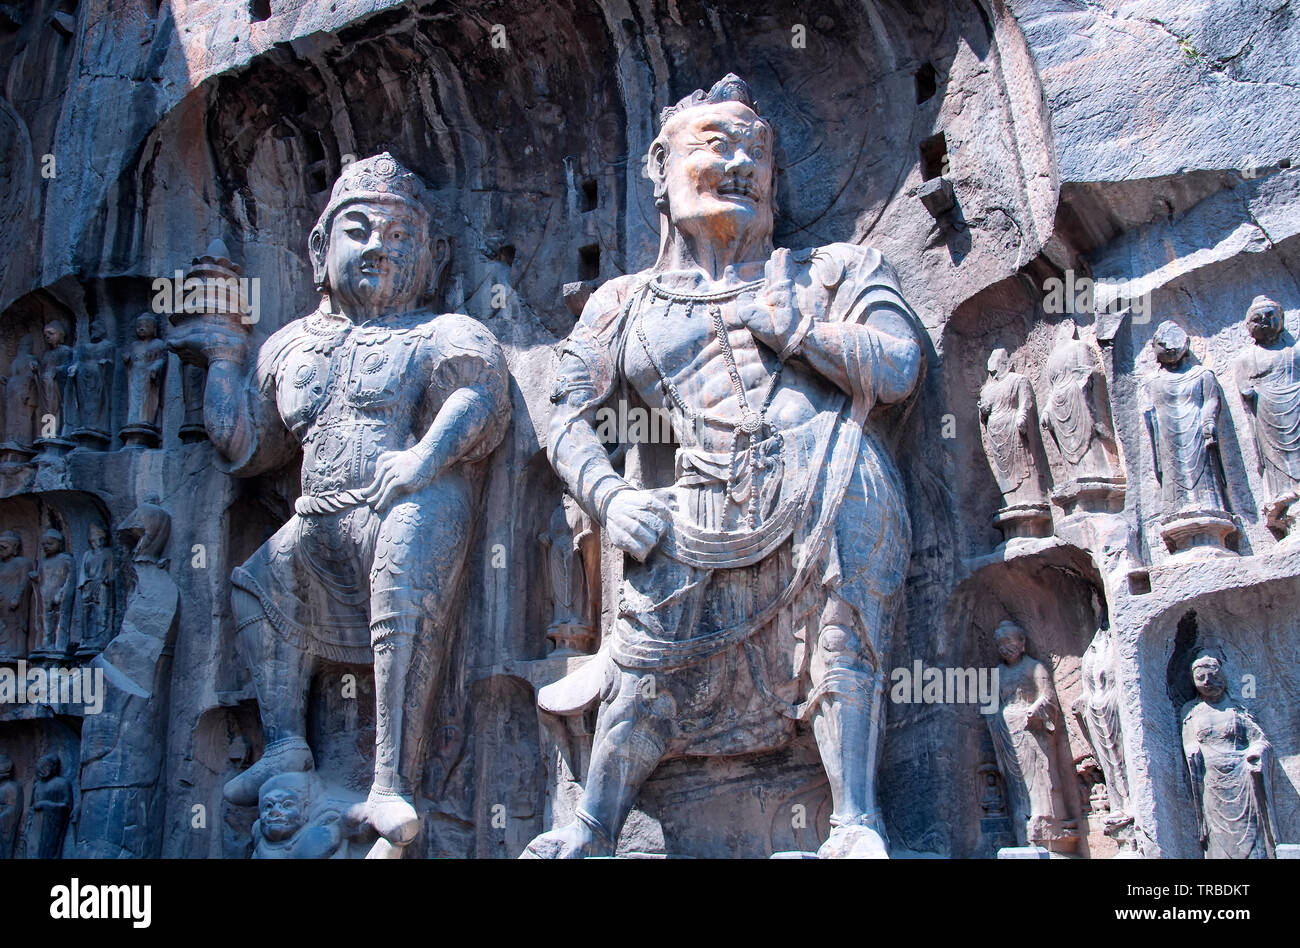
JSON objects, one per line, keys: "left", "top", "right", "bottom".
{"left": 315, "top": 152, "right": 430, "bottom": 231}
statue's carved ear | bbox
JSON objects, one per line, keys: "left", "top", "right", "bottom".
{"left": 308, "top": 225, "right": 328, "bottom": 289}
{"left": 649, "top": 141, "right": 669, "bottom": 209}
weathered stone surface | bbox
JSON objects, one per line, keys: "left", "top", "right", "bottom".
{"left": 0, "top": 0, "right": 1296, "bottom": 863}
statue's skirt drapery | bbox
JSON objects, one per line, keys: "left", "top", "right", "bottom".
{"left": 602, "top": 410, "right": 910, "bottom": 758}
{"left": 231, "top": 474, "right": 475, "bottom": 665}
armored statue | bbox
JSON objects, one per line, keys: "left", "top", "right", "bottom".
{"left": 120, "top": 313, "right": 168, "bottom": 447}
{"left": 168, "top": 153, "right": 511, "bottom": 857}
{"left": 251, "top": 772, "right": 356, "bottom": 859}
{"left": 0, "top": 531, "right": 32, "bottom": 660}
{"left": 986, "top": 620, "right": 1079, "bottom": 852}
{"left": 1073, "top": 626, "right": 1131, "bottom": 828}
{"left": 1181, "top": 655, "right": 1278, "bottom": 859}
{"left": 540, "top": 493, "right": 600, "bottom": 656}
{"left": 31, "top": 528, "right": 75, "bottom": 658}
{"left": 0, "top": 334, "right": 39, "bottom": 460}
{"left": 28, "top": 753, "right": 72, "bottom": 858}
{"left": 76, "top": 523, "right": 114, "bottom": 655}
{"left": 1233, "top": 295, "right": 1300, "bottom": 535}
{"left": 526, "top": 75, "right": 924, "bottom": 859}
{"left": 1041, "top": 322, "right": 1118, "bottom": 480}
{"left": 65, "top": 318, "right": 114, "bottom": 447}
{"left": 0, "top": 753, "right": 19, "bottom": 858}
{"left": 37, "top": 319, "right": 72, "bottom": 448}
{"left": 1143, "top": 321, "right": 1228, "bottom": 514}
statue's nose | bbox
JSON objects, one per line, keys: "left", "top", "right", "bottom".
{"left": 726, "top": 148, "right": 756, "bottom": 175}
{"left": 362, "top": 232, "right": 388, "bottom": 259}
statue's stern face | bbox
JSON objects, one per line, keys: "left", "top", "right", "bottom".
{"left": 661, "top": 102, "right": 775, "bottom": 240}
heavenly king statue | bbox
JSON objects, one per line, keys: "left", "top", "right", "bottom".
{"left": 528, "top": 75, "right": 924, "bottom": 858}
{"left": 169, "top": 154, "right": 511, "bottom": 857}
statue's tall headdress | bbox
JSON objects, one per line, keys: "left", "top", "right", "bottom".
{"left": 658, "top": 73, "right": 762, "bottom": 130}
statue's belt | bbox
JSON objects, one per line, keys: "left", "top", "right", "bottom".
{"left": 656, "top": 418, "right": 830, "bottom": 569}
{"left": 295, "top": 489, "right": 370, "bottom": 516}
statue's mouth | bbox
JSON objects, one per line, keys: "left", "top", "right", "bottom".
{"left": 716, "top": 180, "right": 757, "bottom": 202}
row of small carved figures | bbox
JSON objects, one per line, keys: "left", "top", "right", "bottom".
{"left": 0, "top": 315, "right": 187, "bottom": 457}
{"left": 0, "top": 752, "right": 73, "bottom": 859}
{"left": 0, "top": 524, "right": 113, "bottom": 661}
{"left": 981, "top": 304, "right": 1300, "bottom": 543}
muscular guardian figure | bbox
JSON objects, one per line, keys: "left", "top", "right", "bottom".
{"left": 170, "top": 154, "right": 510, "bottom": 856}
{"left": 528, "top": 76, "right": 923, "bottom": 858}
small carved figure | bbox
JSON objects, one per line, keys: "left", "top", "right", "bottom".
{"left": 986, "top": 620, "right": 1079, "bottom": 851}
{"left": 76, "top": 523, "right": 114, "bottom": 655}
{"left": 121, "top": 314, "right": 167, "bottom": 446}
{"left": 250, "top": 772, "right": 350, "bottom": 859}
{"left": 1143, "top": 321, "right": 1228, "bottom": 514}
{"left": 28, "top": 753, "right": 73, "bottom": 858}
{"left": 179, "top": 362, "right": 207, "bottom": 442}
{"left": 1041, "top": 322, "right": 1118, "bottom": 480}
{"left": 978, "top": 764, "right": 1007, "bottom": 818}
{"left": 1234, "top": 295, "right": 1300, "bottom": 535}
{"left": 118, "top": 495, "right": 170, "bottom": 566}
{"left": 0, "top": 754, "right": 20, "bottom": 858}
{"left": 1181, "top": 655, "right": 1278, "bottom": 859}
{"left": 31, "top": 528, "right": 76, "bottom": 657}
{"left": 980, "top": 350, "right": 1046, "bottom": 505}
{"left": 0, "top": 531, "right": 33, "bottom": 660}
{"left": 0, "top": 335, "right": 39, "bottom": 459}
{"left": 1074, "top": 626, "right": 1131, "bottom": 825}
{"left": 37, "top": 320, "right": 72, "bottom": 447}
{"left": 65, "top": 318, "right": 114, "bottom": 447}
{"left": 540, "top": 493, "right": 600, "bottom": 656}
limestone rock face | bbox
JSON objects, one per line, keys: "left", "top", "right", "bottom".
{"left": 0, "top": 0, "right": 1295, "bottom": 860}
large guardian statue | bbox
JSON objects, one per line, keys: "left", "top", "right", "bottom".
{"left": 169, "top": 154, "right": 511, "bottom": 857}
{"left": 527, "top": 75, "right": 924, "bottom": 859}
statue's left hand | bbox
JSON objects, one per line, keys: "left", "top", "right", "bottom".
{"left": 361, "top": 448, "right": 437, "bottom": 511}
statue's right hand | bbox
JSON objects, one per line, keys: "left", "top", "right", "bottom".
{"left": 166, "top": 319, "right": 249, "bottom": 369}
{"left": 604, "top": 489, "right": 672, "bottom": 561}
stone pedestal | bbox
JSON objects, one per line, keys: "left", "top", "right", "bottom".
{"left": 33, "top": 437, "right": 73, "bottom": 458}
{"left": 993, "top": 503, "right": 1052, "bottom": 540}
{"left": 1053, "top": 476, "right": 1126, "bottom": 516}
{"left": 1159, "top": 510, "right": 1236, "bottom": 562}
{"left": 118, "top": 424, "right": 161, "bottom": 449}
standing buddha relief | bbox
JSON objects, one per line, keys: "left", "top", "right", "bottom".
{"left": 1234, "top": 294, "right": 1300, "bottom": 540}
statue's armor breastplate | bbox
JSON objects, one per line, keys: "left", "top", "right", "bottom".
{"left": 276, "top": 321, "right": 428, "bottom": 494}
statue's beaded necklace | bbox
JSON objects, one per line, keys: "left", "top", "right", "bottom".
{"left": 633, "top": 276, "right": 784, "bottom": 527}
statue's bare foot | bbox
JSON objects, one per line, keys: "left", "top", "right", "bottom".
{"left": 521, "top": 820, "right": 612, "bottom": 859}
{"left": 223, "top": 737, "right": 314, "bottom": 806}
{"left": 365, "top": 786, "right": 420, "bottom": 847}
{"left": 817, "top": 823, "right": 889, "bottom": 859}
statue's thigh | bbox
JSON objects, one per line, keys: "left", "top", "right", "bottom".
{"left": 369, "top": 476, "right": 474, "bottom": 620}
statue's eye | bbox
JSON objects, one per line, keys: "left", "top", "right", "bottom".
{"left": 345, "top": 226, "right": 367, "bottom": 240}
